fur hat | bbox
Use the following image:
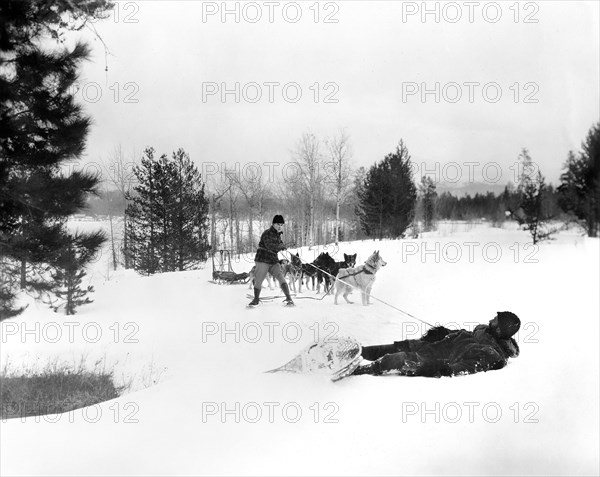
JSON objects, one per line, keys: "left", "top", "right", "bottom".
{"left": 496, "top": 311, "right": 521, "bottom": 338}
{"left": 272, "top": 215, "right": 285, "bottom": 225}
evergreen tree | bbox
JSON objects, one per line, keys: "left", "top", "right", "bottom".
{"left": 0, "top": 257, "right": 25, "bottom": 319}
{"left": 418, "top": 176, "right": 437, "bottom": 231}
{"left": 125, "top": 147, "right": 210, "bottom": 275}
{"left": 500, "top": 184, "right": 520, "bottom": 220}
{"left": 356, "top": 141, "right": 417, "bottom": 239}
{"left": 346, "top": 167, "right": 368, "bottom": 240}
{"left": 124, "top": 148, "right": 160, "bottom": 274}
{"left": 558, "top": 122, "right": 600, "bottom": 237}
{"left": 50, "top": 231, "right": 105, "bottom": 315}
{"left": 170, "top": 148, "right": 210, "bottom": 271}
{"left": 513, "top": 149, "right": 556, "bottom": 244}
{"left": 436, "top": 192, "right": 459, "bottom": 220}
{"left": 0, "top": 0, "right": 112, "bottom": 319}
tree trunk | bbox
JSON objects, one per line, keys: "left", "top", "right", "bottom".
{"left": 149, "top": 172, "right": 156, "bottom": 275}
{"left": 109, "top": 213, "right": 117, "bottom": 271}
{"left": 162, "top": 199, "right": 168, "bottom": 272}
{"left": 335, "top": 200, "right": 340, "bottom": 245}
{"left": 235, "top": 216, "right": 240, "bottom": 255}
{"left": 66, "top": 269, "right": 73, "bottom": 315}
{"left": 248, "top": 213, "right": 254, "bottom": 252}
{"left": 587, "top": 216, "right": 597, "bottom": 237}
{"left": 20, "top": 258, "right": 26, "bottom": 289}
{"left": 309, "top": 196, "right": 314, "bottom": 247}
{"left": 229, "top": 199, "right": 234, "bottom": 251}
{"left": 210, "top": 207, "right": 217, "bottom": 252}
{"left": 123, "top": 214, "right": 129, "bottom": 269}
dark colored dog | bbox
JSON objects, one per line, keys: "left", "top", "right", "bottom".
{"left": 314, "top": 252, "right": 337, "bottom": 293}
{"left": 315, "top": 253, "right": 357, "bottom": 294}
{"left": 300, "top": 252, "right": 335, "bottom": 293}
{"left": 332, "top": 253, "right": 357, "bottom": 278}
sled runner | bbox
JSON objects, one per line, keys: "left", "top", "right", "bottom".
{"left": 265, "top": 336, "right": 362, "bottom": 381}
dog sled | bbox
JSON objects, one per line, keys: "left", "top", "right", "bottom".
{"left": 210, "top": 249, "right": 250, "bottom": 285}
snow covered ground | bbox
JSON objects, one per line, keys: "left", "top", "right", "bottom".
{"left": 1, "top": 221, "right": 598, "bottom": 476}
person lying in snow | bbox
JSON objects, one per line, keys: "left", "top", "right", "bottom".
{"left": 352, "top": 311, "right": 521, "bottom": 377}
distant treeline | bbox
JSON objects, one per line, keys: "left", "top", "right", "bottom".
{"left": 84, "top": 183, "right": 559, "bottom": 226}
{"left": 435, "top": 186, "right": 562, "bottom": 223}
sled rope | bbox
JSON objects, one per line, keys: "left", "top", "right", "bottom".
{"left": 284, "top": 250, "right": 434, "bottom": 328}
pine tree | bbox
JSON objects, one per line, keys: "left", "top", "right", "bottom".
{"left": 124, "top": 148, "right": 160, "bottom": 275}
{"left": 0, "top": 257, "right": 25, "bottom": 319}
{"left": 170, "top": 148, "right": 210, "bottom": 270}
{"left": 0, "top": 1, "right": 112, "bottom": 319}
{"left": 356, "top": 141, "right": 417, "bottom": 239}
{"left": 50, "top": 231, "right": 105, "bottom": 315}
{"left": 513, "top": 149, "right": 556, "bottom": 244}
{"left": 558, "top": 122, "right": 600, "bottom": 237}
{"left": 125, "top": 147, "right": 210, "bottom": 275}
{"left": 418, "top": 176, "right": 437, "bottom": 231}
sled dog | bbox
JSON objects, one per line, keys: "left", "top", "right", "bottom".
{"left": 334, "top": 251, "right": 387, "bottom": 305}
{"left": 324, "top": 253, "right": 357, "bottom": 295}
{"left": 282, "top": 253, "right": 302, "bottom": 293}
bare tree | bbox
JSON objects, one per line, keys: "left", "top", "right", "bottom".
{"left": 225, "top": 172, "right": 239, "bottom": 252}
{"left": 274, "top": 170, "right": 304, "bottom": 247}
{"left": 325, "top": 130, "right": 353, "bottom": 244}
{"left": 102, "top": 145, "right": 139, "bottom": 270}
{"left": 293, "top": 132, "right": 327, "bottom": 247}
{"left": 204, "top": 173, "right": 231, "bottom": 253}
{"left": 229, "top": 166, "right": 271, "bottom": 252}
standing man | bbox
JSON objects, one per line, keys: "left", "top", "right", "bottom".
{"left": 248, "top": 215, "right": 294, "bottom": 307}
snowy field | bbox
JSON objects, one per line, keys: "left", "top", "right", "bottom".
{"left": 1, "top": 221, "right": 598, "bottom": 476}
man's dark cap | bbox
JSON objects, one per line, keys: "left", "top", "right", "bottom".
{"left": 496, "top": 311, "right": 521, "bottom": 338}
{"left": 273, "top": 215, "right": 285, "bottom": 224}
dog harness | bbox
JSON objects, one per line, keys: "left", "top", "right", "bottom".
{"left": 340, "top": 262, "right": 375, "bottom": 278}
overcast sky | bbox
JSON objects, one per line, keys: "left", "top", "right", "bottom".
{"left": 71, "top": 1, "right": 599, "bottom": 188}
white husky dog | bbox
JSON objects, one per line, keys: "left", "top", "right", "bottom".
{"left": 334, "top": 251, "right": 387, "bottom": 305}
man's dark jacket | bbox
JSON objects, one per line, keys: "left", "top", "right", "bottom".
{"left": 254, "top": 226, "right": 285, "bottom": 264}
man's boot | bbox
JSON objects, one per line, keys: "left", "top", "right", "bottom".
{"left": 248, "top": 287, "right": 261, "bottom": 307}
{"left": 281, "top": 282, "right": 294, "bottom": 306}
